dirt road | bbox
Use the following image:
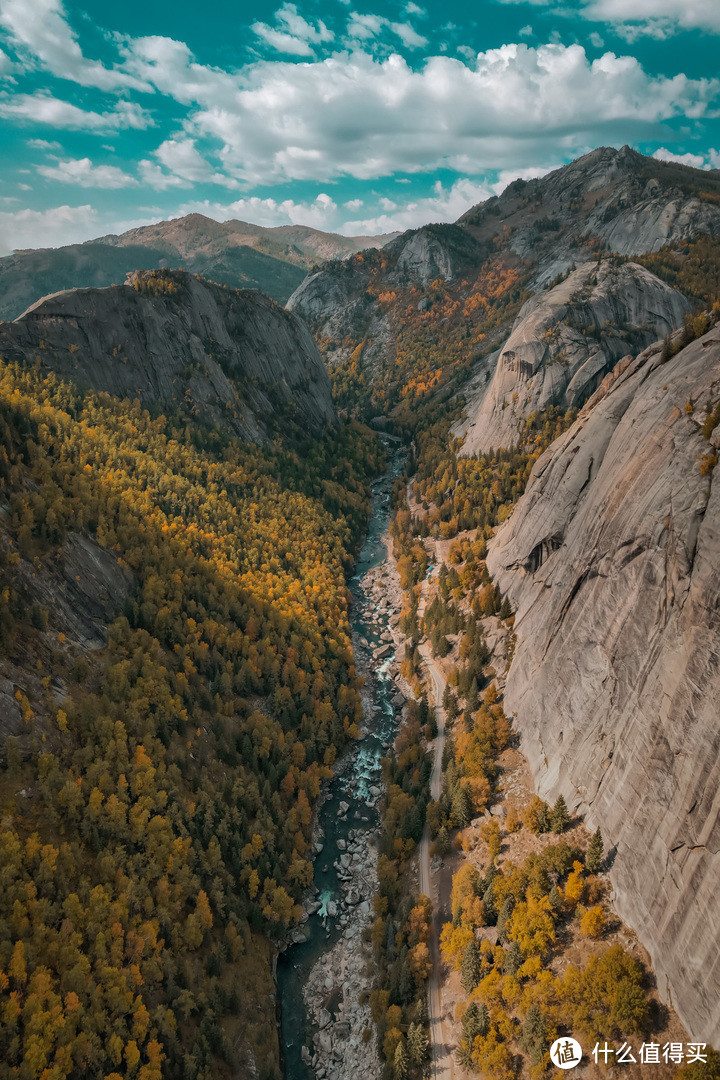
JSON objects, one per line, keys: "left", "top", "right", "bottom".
{"left": 418, "top": 636, "right": 455, "bottom": 1080}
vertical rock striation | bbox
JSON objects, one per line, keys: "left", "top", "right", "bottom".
{"left": 487, "top": 330, "right": 720, "bottom": 1043}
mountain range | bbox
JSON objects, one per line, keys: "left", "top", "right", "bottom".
{"left": 0, "top": 214, "right": 397, "bottom": 320}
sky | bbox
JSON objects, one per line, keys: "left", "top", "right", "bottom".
{"left": 1, "top": 0, "right": 720, "bottom": 253}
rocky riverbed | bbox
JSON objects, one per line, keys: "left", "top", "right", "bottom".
{"left": 277, "top": 443, "right": 413, "bottom": 1080}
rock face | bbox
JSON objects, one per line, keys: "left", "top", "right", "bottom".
{"left": 460, "top": 145, "right": 720, "bottom": 282}
{"left": 487, "top": 329, "right": 720, "bottom": 1042}
{"left": 0, "top": 269, "right": 335, "bottom": 442}
{"left": 287, "top": 223, "right": 485, "bottom": 326}
{"left": 460, "top": 260, "right": 690, "bottom": 453}
{"left": 287, "top": 147, "right": 719, "bottom": 414}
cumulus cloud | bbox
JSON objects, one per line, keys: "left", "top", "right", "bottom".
{"left": 138, "top": 160, "right": 187, "bottom": 190}
{"left": 37, "top": 156, "right": 138, "bottom": 188}
{"left": 122, "top": 42, "right": 720, "bottom": 185}
{"left": 341, "top": 177, "right": 495, "bottom": 233}
{"left": 176, "top": 191, "right": 339, "bottom": 230}
{"left": 0, "top": 203, "right": 99, "bottom": 253}
{"left": 0, "top": 92, "right": 153, "bottom": 131}
{"left": 252, "top": 3, "right": 333, "bottom": 56}
{"left": 153, "top": 137, "right": 240, "bottom": 188}
{"left": 652, "top": 146, "right": 720, "bottom": 170}
{"left": 0, "top": 0, "right": 151, "bottom": 90}
{"left": 498, "top": 0, "right": 720, "bottom": 37}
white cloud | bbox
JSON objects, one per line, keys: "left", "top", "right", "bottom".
{"left": 344, "top": 198, "right": 364, "bottom": 209}
{"left": 0, "top": 203, "right": 99, "bottom": 254}
{"left": 499, "top": 0, "right": 720, "bottom": 37}
{"left": 586, "top": 0, "right": 720, "bottom": 35}
{"left": 588, "top": 31, "right": 605, "bottom": 46}
{"left": 252, "top": 3, "right": 333, "bottom": 56}
{"left": 491, "top": 164, "right": 555, "bottom": 193}
{"left": 341, "top": 177, "right": 494, "bottom": 233}
{"left": 27, "top": 137, "right": 61, "bottom": 150}
{"left": 122, "top": 41, "right": 720, "bottom": 186}
{"left": 37, "top": 156, "right": 138, "bottom": 188}
{"left": 0, "top": 92, "right": 153, "bottom": 131}
{"left": 153, "top": 137, "right": 240, "bottom": 188}
{"left": 519, "top": 24, "right": 533, "bottom": 37}
{"left": 0, "top": 0, "right": 151, "bottom": 90}
{"left": 138, "top": 160, "right": 187, "bottom": 190}
{"left": 347, "top": 10, "right": 428, "bottom": 48}
{"left": 652, "top": 146, "right": 720, "bottom": 170}
{"left": 0, "top": 44, "right": 17, "bottom": 73}
{"left": 175, "top": 191, "right": 340, "bottom": 230}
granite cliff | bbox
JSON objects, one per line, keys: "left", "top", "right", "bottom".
{"left": 487, "top": 327, "right": 720, "bottom": 1042}
{"left": 460, "top": 259, "right": 691, "bottom": 453}
{"left": 0, "top": 269, "right": 335, "bottom": 442}
{"left": 287, "top": 147, "right": 717, "bottom": 420}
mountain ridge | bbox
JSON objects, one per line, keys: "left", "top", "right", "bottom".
{"left": 0, "top": 268, "right": 336, "bottom": 443}
{"left": 0, "top": 213, "right": 398, "bottom": 321}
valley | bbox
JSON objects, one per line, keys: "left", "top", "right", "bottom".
{"left": 1, "top": 145, "right": 720, "bottom": 1080}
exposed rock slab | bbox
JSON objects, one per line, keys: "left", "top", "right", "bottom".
{"left": 460, "top": 260, "right": 689, "bottom": 453}
{"left": 0, "top": 270, "right": 335, "bottom": 442}
{"left": 487, "top": 330, "right": 720, "bottom": 1043}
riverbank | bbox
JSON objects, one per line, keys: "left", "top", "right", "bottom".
{"left": 277, "top": 443, "right": 411, "bottom": 1080}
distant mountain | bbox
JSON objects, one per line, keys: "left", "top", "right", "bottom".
{"left": 288, "top": 145, "right": 720, "bottom": 426}
{"left": 0, "top": 213, "right": 398, "bottom": 320}
{"left": 0, "top": 268, "right": 335, "bottom": 442}
{"left": 100, "top": 213, "right": 399, "bottom": 269}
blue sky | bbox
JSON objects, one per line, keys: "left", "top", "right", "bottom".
{"left": 0, "top": 0, "right": 719, "bottom": 252}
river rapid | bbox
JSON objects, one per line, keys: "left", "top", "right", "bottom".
{"left": 277, "top": 440, "right": 406, "bottom": 1079}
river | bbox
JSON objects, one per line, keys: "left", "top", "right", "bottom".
{"left": 277, "top": 439, "right": 406, "bottom": 1079}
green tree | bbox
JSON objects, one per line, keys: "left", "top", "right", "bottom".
{"left": 461, "top": 941, "right": 481, "bottom": 993}
{"left": 407, "top": 1022, "right": 428, "bottom": 1066}
{"left": 520, "top": 1005, "right": 548, "bottom": 1065}
{"left": 504, "top": 941, "right": 522, "bottom": 976}
{"left": 394, "top": 1038, "right": 409, "bottom": 1080}
{"left": 586, "top": 827, "right": 604, "bottom": 873}
{"left": 550, "top": 794, "right": 570, "bottom": 833}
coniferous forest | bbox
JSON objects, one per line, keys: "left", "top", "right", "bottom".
{"left": 0, "top": 357, "right": 383, "bottom": 1080}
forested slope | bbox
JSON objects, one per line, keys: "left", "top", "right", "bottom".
{"left": 0, "top": 314, "right": 383, "bottom": 1079}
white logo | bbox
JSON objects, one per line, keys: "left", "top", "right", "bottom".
{"left": 550, "top": 1038, "right": 583, "bottom": 1070}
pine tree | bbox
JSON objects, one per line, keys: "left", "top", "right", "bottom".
{"left": 499, "top": 596, "right": 512, "bottom": 620}
{"left": 451, "top": 782, "right": 473, "bottom": 828}
{"left": 550, "top": 793, "right": 570, "bottom": 833}
{"left": 394, "top": 1039, "right": 408, "bottom": 1080}
{"left": 482, "top": 882, "right": 497, "bottom": 924}
{"left": 435, "top": 825, "right": 451, "bottom": 858}
{"left": 504, "top": 940, "right": 522, "bottom": 975}
{"left": 586, "top": 826, "right": 604, "bottom": 873}
{"left": 548, "top": 884, "right": 563, "bottom": 913}
{"left": 538, "top": 801, "right": 552, "bottom": 833}
{"left": 462, "top": 1002, "right": 481, "bottom": 1041}
{"left": 496, "top": 896, "right": 515, "bottom": 942}
{"left": 520, "top": 1004, "right": 548, "bottom": 1065}
{"left": 461, "top": 941, "right": 480, "bottom": 993}
{"left": 407, "top": 1022, "right": 428, "bottom": 1065}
